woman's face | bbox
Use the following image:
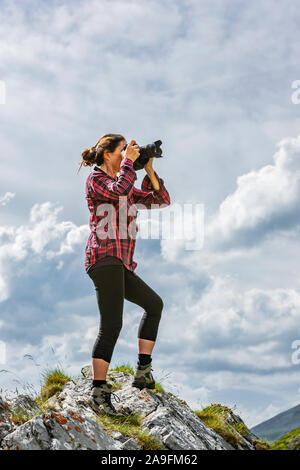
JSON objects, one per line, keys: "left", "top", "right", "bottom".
{"left": 106, "top": 139, "right": 127, "bottom": 169}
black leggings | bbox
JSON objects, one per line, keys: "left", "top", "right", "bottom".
{"left": 87, "top": 264, "right": 164, "bottom": 363}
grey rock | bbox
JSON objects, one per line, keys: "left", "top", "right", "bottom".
{"left": 286, "top": 435, "right": 300, "bottom": 450}
{"left": 0, "top": 397, "right": 16, "bottom": 446}
{"left": 6, "top": 394, "right": 41, "bottom": 415}
{"left": 0, "top": 365, "right": 258, "bottom": 451}
{"left": 2, "top": 408, "right": 121, "bottom": 450}
{"left": 222, "top": 409, "right": 258, "bottom": 449}
{"left": 109, "top": 430, "right": 142, "bottom": 450}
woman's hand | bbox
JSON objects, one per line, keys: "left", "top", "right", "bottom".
{"left": 144, "top": 157, "right": 154, "bottom": 174}
{"left": 122, "top": 140, "right": 140, "bottom": 163}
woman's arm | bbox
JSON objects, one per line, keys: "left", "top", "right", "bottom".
{"left": 132, "top": 163, "right": 171, "bottom": 209}
{"left": 90, "top": 157, "right": 137, "bottom": 201}
{"left": 145, "top": 167, "right": 160, "bottom": 191}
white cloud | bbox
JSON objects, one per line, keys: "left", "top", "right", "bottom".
{"left": 0, "top": 200, "right": 89, "bottom": 302}
{"left": 157, "top": 274, "right": 300, "bottom": 372}
{"left": 206, "top": 134, "right": 300, "bottom": 249}
{"left": 0, "top": 192, "right": 15, "bottom": 206}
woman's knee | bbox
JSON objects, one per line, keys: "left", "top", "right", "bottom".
{"left": 152, "top": 295, "right": 164, "bottom": 316}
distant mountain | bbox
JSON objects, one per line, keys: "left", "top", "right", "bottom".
{"left": 251, "top": 404, "right": 300, "bottom": 443}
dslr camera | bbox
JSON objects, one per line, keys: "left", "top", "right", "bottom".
{"left": 123, "top": 140, "right": 163, "bottom": 171}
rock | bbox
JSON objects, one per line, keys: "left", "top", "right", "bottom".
{"left": 0, "top": 365, "right": 259, "bottom": 451}
{"left": 108, "top": 431, "right": 141, "bottom": 449}
{"left": 139, "top": 391, "right": 234, "bottom": 450}
{"left": 2, "top": 408, "right": 121, "bottom": 450}
{"left": 81, "top": 365, "right": 92, "bottom": 378}
{"left": 222, "top": 409, "right": 259, "bottom": 449}
{"left": 0, "top": 397, "right": 16, "bottom": 446}
{"left": 6, "top": 394, "right": 40, "bottom": 416}
{"left": 287, "top": 435, "right": 300, "bottom": 450}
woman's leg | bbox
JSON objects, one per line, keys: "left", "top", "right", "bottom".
{"left": 88, "top": 265, "right": 125, "bottom": 380}
{"left": 124, "top": 268, "right": 164, "bottom": 355}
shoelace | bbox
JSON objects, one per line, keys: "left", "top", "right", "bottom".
{"left": 104, "top": 390, "right": 121, "bottom": 410}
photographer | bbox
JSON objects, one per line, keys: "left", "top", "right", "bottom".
{"left": 78, "top": 134, "right": 171, "bottom": 416}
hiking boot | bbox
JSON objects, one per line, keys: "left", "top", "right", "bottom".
{"left": 132, "top": 361, "right": 156, "bottom": 390}
{"left": 88, "top": 382, "right": 126, "bottom": 416}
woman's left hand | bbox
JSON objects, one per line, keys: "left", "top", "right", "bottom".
{"left": 144, "top": 157, "right": 154, "bottom": 173}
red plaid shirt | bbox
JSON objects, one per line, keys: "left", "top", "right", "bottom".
{"left": 85, "top": 157, "right": 171, "bottom": 276}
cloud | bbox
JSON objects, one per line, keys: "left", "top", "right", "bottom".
{"left": 0, "top": 200, "right": 89, "bottom": 302}
{"left": 156, "top": 273, "right": 300, "bottom": 373}
{"left": 206, "top": 134, "right": 300, "bottom": 250}
{"left": 0, "top": 192, "right": 15, "bottom": 206}
{"left": 160, "top": 133, "right": 300, "bottom": 267}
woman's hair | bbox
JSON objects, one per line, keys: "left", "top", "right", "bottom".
{"left": 77, "top": 133, "right": 125, "bottom": 174}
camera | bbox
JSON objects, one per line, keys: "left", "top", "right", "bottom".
{"left": 123, "top": 140, "right": 163, "bottom": 171}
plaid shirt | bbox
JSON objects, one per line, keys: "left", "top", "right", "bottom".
{"left": 85, "top": 157, "right": 171, "bottom": 276}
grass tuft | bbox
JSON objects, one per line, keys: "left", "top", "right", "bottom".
{"left": 95, "top": 412, "right": 166, "bottom": 450}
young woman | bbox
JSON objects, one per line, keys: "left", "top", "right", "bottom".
{"left": 78, "top": 134, "right": 171, "bottom": 415}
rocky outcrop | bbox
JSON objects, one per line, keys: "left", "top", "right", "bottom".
{"left": 286, "top": 435, "right": 300, "bottom": 450}
{"left": 0, "top": 365, "right": 257, "bottom": 450}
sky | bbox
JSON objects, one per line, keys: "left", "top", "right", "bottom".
{"left": 1, "top": 0, "right": 300, "bottom": 429}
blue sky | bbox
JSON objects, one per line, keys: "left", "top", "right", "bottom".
{"left": 1, "top": 0, "right": 300, "bottom": 428}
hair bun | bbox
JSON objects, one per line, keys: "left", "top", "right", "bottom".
{"left": 77, "top": 147, "right": 97, "bottom": 174}
{"left": 82, "top": 147, "right": 96, "bottom": 164}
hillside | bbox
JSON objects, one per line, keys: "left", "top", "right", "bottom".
{"left": 251, "top": 404, "right": 300, "bottom": 443}
{"left": 271, "top": 427, "right": 300, "bottom": 450}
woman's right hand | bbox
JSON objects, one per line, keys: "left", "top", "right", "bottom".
{"left": 122, "top": 139, "right": 140, "bottom": 162}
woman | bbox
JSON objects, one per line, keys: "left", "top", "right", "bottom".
{"left": 78, "top": 134, "right": 171, "bottom": 415}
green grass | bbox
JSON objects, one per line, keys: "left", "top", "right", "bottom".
{"left": 36, "top": 366, "right": 72, "bottom": 402}
{"left": 271, "top": 427, "right": 300, "bottom": 450}
{"left": 95, "top": 411, "right": 166, "bottom": 450}
{"left": 232, "top": 421, "right": 248, "bottom": 436}
{"left": 109, "top": 362, "right": 135, "bottom": 375}
{"left": 253, "top": 439, "right": 272, "bottom": 450}
{"left": 194, "top": 403, "right": 271, "bottom": 450}
{"left": 195, "top": 404, "right": 244, "bottom": 449}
